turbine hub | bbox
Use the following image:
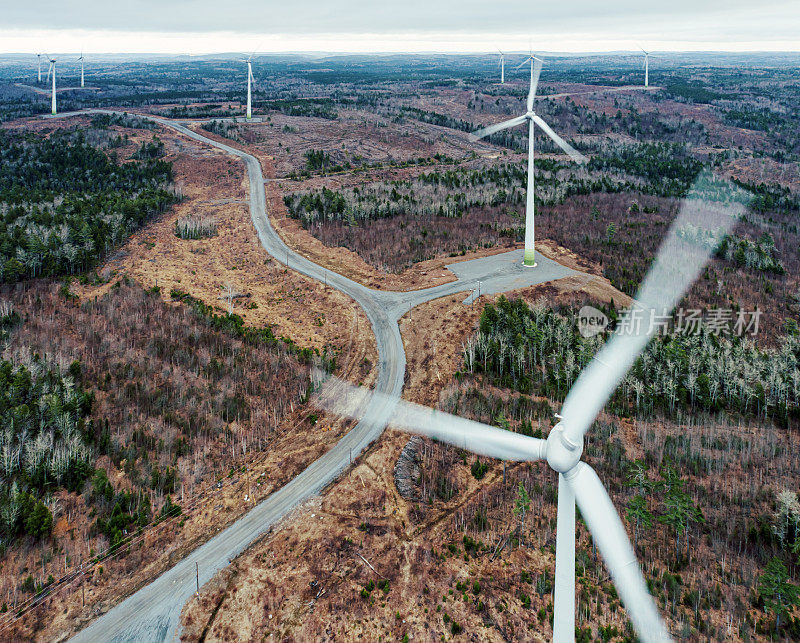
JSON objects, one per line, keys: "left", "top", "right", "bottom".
{"left": 545, "top": 422, "right": 582, "bottom": 473}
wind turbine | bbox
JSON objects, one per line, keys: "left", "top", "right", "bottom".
{"left": 46, "top": 55, "right": 57, "bottom": 115}
{"left": 243, "top": 54, "right": 256, "bottom": 121}
{"left": 316, "top": 172, "right": 746, "bottom": 642}
{"left": 78, "top": 50, "right": 84, "bottom": 88}
{"left": 36, "top": 53, "right": 42, "bottom": 83}
{"left": 470, "top": 55, "right": 586, "bottom": 267}
{"left": 640, "top": 48, "right": 660, "bottom": 87}
{"left": 498, "top": 50, "right": 505, "bottom": 84}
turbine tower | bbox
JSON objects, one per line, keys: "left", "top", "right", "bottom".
{"left": 471, "top": 55, "right": 586, "bottom": 267}
{"left": 640, "top": 48, "right": 657, "bottom": 87}
{"left": 46, "top": 56, "right": 57, "bottom": 115}
{"left": 243, "top": 54, "right": 255, "bottom": 121}
{"left": 78, "top": 51, "right": 84, "bottom": 88}
{"left": 318, "top": 171, "right": 747, "bottom": 643}
{"left": 498, "top": 50, "right": 505, "bottom": 84}
{"left": 37, "top": 53, "right": 42, "bottom": 83}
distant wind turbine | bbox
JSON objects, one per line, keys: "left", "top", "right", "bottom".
{"left": 36, "top": 53, "right": 42, "bottom": 83}
{"left": 243, "top": 53, "right": 256, "bottom": 121}
{"left": 46, "top": 55, "right": 57, "bottom": 115}
{"left": 78, "top": 50, "right": 84, "bottom": 88}
{"left": 498, "top": 50, "right": 505, "bottom": 84}
{"left": 470, "top": 55, "right": 587, "bottom": 267}
{"left": 640, "top": 48, "right": 661, "bottom": 87}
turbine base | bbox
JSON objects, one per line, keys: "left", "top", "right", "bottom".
{"left": 522, "top": 249, "right": 537, "bottom": 267}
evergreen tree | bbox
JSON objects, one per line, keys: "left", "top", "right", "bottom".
{"left": 759, "top": 557, "right": 799, "bottom": 633}
{"left": 514, "top": 483, "right": 530, "bottom": 545}
{"left": 626, "top": 494, "right": 653, "bottom": 550}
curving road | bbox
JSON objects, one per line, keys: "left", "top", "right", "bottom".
{"left": 49, "top": 110, "right": 577, "bottom": 641}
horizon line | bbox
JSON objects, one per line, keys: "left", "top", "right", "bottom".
{"left": 2, "top": 49, "right": 800, "bottom": 56}
{"left": 1, "top": 28, "right": 799, "bottom": 56}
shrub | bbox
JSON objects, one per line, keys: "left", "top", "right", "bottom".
{"left": 24, "top": 501, "right": 53, "bottom": 538}
{"left": 470, "top": 458, "right": 489, "bottom": 480}
{"left": 20, "top": 575, "right": 35, "bottom": 594}
{"left": 175, "top": 216, "right": 217, "bottom": 240}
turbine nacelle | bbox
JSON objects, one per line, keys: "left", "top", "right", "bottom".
{"left": 544, "top": 423, "right": 583, "bottom": 473}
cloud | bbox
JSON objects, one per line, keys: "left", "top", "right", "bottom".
{"left": 5, "top": 0, "right": 799, "bottom": 37}
{"left": 1, "top": 1, "right": 798, "bottom": 53}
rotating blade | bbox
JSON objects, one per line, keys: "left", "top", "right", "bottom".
{"left": 530, "top": 114, "right": 587, "bottom": 164}
{"left": 527, "top": 57, "right": 542, "bottom": 112}
{"left": 567, "top": 462, "right": 672, "bottom": 642}
{"left": 469, "top": 114, "right": 527, "bottom": 142}
{"left": 553, "top": 474, "right": 576, "bottom": 640}
{"left": 560, "top": 172, "right": 750, "bottom": 447}
{"left": 313, "top": 374, "right": 546, "bottom": 462}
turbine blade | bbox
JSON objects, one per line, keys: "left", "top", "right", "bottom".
{"left": 313, "top": 374, "right": 546, "bottom": 462}
{"left": 560, "top": 172, "right": 749, "bottom": 447}
{"left": 553, "top": 474, "right": 576, "bottom": 640}
{"left": 249, "top": 40, "right": 263, "bottom": 61}
{"left": 567, "top": 463, "right": 672, "bottom": 642}
{"left": 530, "top": 114, "right": 587, "bottom": 164}
{"left": 516, "top": 58, "right": 531, "bottom": 69}
{"left": 469, "top": 114, "right": 527, "bottom": 141}
{"left": 529, "top": 58, "right": 542, "bottom": 109}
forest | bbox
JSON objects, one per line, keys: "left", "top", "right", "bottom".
{"left": 0, "top": 128, "right": 177, "bottom": 282}
{"left": 257, "top": 98, "right": 339, "bottom": 120}
{"left": 283, "top": 145, "right": 695, "bottom": 232}
{"left": 0, "top": 354, "right": 93, "bottom": 542}
{"left": 200, "top": 119, "right": 242, "bottom": 141}
{"left": 0, "top": 278, "right": 315, "bottom": 608}
{"left": 419, "top": 293, "right": 800, "bottom": 638}
{"left": 464, "top": 295, "right": 800, "bottom": 425}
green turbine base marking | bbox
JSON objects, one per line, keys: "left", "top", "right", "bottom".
{"left": 523, "top": 248, "right": 537, "bottom": 267}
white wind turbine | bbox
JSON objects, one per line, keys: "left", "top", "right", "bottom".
{"left": 36, "top": 53, "right": 42, "bottom": 83}
{"left": 78, "top": 50, "right": 84, "bottom": 88}
{"left": 470, "top": 55, "right": 586, "bottom": 267}
{"left": 640, "top": 48, "right": 660, "bottom": 88}
{"left": 243, "top": 54, "right": 256, "bottom": 121}
{"left": 498, "top": 50, "right": 505, "bottom": 84}
{"left": 317, "top": 173, "right": 746, "bottom": 642}
{"left": 46, "top": 55, "right": 57, "bottom": 115}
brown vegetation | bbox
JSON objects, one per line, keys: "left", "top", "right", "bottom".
{"left": 0, "top": 279, "right": 357, "bottom": 641}
{"left": 181, "top": 282, "right": 800, "bottom": 641}
{"left": 0, "top": 117, "right": 378, "bottom": 640}
{"left": 537, "top": 192, "right": 799, "bottom": 343}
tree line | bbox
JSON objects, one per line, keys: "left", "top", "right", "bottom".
{"left": 284, "top": 142, "right": 721, "bottom": 237}
{"left": 0, "top": 128, "right": 178, "bottom": 283}
{"left": 465, "top": 296, "right": 800, "bottom": 424}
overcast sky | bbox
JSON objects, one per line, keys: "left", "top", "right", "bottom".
{"left": 1, "top": 0, "right": 798, "bottom": 53}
